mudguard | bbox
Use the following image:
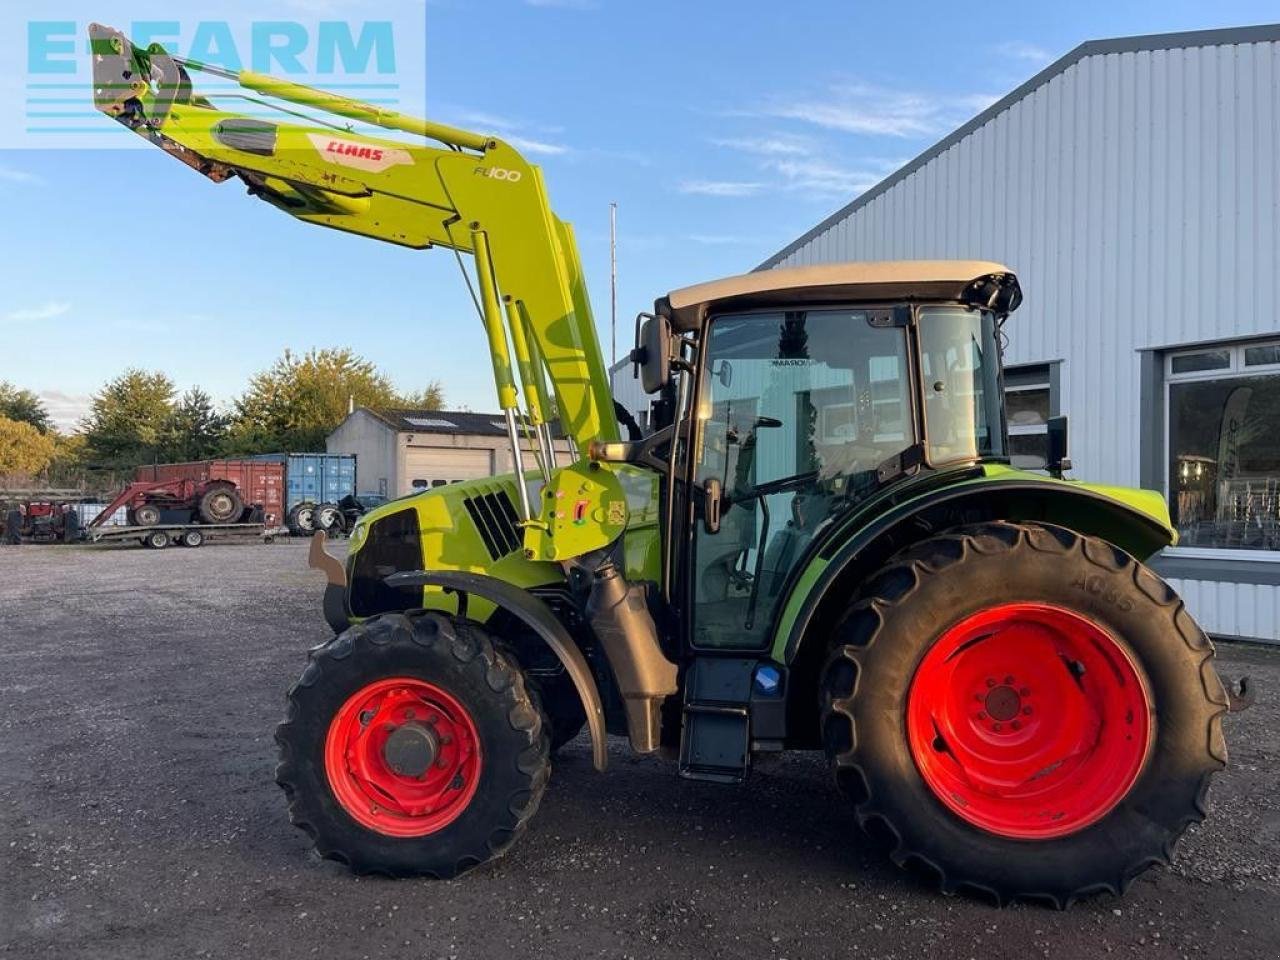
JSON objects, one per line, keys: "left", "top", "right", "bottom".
{"left": 773, "top": 475, "right": 1178, "bottom": 665}
{"left": 385, "top": 569, "right": 609, "bottom": 772}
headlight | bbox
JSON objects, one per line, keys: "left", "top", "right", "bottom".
{"left": 349, "top": 520, "right": 368, "bottom": 550}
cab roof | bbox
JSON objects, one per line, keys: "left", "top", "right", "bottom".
{"left": 658, "top": 260, "right": 1022, "bottom": 333}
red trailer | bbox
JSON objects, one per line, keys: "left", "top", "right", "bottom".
{"left": 134, "top": 459, "right": 285, "bottom": 527}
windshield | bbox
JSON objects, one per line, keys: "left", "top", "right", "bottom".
{"left": 917, "top": 306, "right": 1005, "bottom": 463}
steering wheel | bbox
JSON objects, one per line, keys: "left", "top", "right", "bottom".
{"left": 728, "top": 469, "right": 818, "bottom": 506}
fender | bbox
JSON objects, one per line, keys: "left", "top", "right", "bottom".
{"left": 773, "top": 476, "right": 1176, "bottom": 665}
{"left": 385, "top": 569, "right": 609, "bottom": 772}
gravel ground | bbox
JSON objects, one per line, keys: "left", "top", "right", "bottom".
{"left": 1, "top": 540, "right": 1277, "bottom": 960}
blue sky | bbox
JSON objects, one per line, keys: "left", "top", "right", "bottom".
{"left": 2, "top": 0, "right": 1277, "bottom": 429}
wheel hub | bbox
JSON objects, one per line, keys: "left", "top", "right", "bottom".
{"left": 906, "top": 603, "right": 1152, "bottom": 840}
{"left": 383, "top": 722, "right": 440, "bottom": 777}
{"left": 983, "top": 683, "right": 1022, "bottom": 722}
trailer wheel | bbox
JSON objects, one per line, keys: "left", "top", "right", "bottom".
{"left": 275, "top": 612, "right": 551, "bottom": 877}
{"left": 134, "top": 503, "right": 162, "bottom": 526}
{"left": 199, "top": 486, "right": 243, "bottom": 524}
{"left": 181, "top": 529, "right": 205, "bottom": 548}
{"left": 315, "top": 503, "right": 344, "bottom": 536}
{"left": 144, "top": 530, "right": 171, "bottom": 549}
{"left": 819, "top": 521, "right": 1229, "bottom": 907}
{"left": 288, "top": 503, "right": 317, "bottom": 537}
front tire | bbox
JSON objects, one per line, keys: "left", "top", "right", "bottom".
{"left": 819, "top": 521, "right": 1229, "bottom": 906}
{"left": 275, "top": 612, "right": 551, "bottom": 877}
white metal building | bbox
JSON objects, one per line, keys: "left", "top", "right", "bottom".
{"left": 327, "top": 408, "right": 572, "bottom": 499}
{"left": 754, "top": 25, "right": 1280, "bottom": 642}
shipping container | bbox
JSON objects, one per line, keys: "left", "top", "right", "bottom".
{"left": 135, "top": 459, "right": 286, "bottom": 526}
{"left": 251, "top": 453, "right": 357, "bottom": 512}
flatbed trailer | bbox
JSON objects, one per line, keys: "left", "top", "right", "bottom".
{"left": 83, "top": 522, "right": 283, "bottom": 549}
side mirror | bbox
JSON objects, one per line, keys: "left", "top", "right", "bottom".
{"left": 1046, "top": 415, "right": 1072, "bottom": 478}
{"left": 702, "top": 477, "right": 722, "bottom": 534}
{"left": 633, "top": 315, "right": 672, "bottom": 394}
{"left": 713, "top": 359, "right": 733, "bottom": 389}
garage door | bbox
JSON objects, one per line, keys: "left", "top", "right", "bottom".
{"left": 401, "top": 447, "right": 494, "bottom": 496}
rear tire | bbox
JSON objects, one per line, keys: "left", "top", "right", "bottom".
{"left": 144, "top": 530, "right": 170, "bottom": 549}
{"left": 819, "top": 521, "right": 1228, "bottom": 907}
{"left": 275, "top": 612, "right": 551, "bottom": 877}
{"left": 181, "top": 529, "right": 205, "bottom": 548}
{"left": 199, "top": 486, "right": 243, "bottom": 524}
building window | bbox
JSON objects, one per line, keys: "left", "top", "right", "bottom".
{"left": 1004, "top": 363, "right": 1057, "bottom": 470}
{"left": 1166, "top": 342, "right": 1280, "bottom": 555}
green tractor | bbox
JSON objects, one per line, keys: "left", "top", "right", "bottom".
{"left": 93, "top": 25, "right": 1232, "bottom": 905}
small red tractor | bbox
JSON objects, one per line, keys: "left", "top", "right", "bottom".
{"left": 90, "top": 477, "right": 246, "bottom": 529}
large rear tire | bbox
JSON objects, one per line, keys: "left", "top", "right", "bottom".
{"left": 275, "top": 612, "right": 551, "bottom": 878}
{"left": 819, "top": 521, "right": 1229, "bottom": 907}
{"left": 198, "top": 486, "right": 243, "bottom": 524}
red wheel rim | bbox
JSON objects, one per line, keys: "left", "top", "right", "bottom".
{"left": 906, "top": 603, "right": 1152, "bottom": 840}
{"left": 324, "top": 677, "right": 482, "bottom": 837}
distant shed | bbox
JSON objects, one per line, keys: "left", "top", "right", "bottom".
{"left": 326, "top": 408, "right": 573, "bottom": 498}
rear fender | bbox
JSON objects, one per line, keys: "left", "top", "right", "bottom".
{"left": 776, "top": 478, "right": 1175, "bottom": 666}
{"left": 772, "top": 478, "right": 1177, "bottom": 747}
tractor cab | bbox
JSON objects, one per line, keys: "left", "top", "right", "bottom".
{"left": 650, "top": 262, "right": 1019, "bottom": 656}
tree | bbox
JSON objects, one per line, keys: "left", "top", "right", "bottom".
{"left": 398, "top": 382, "right": 446, "bottom": 410}
{"left": 0, "top": 382, "right": 51, "bottom": 434}
{"left": 45, "top": 432, "right": 90, "bottom": 489}
{"left": 226, "top": 348, "right": 400, "bottom": 453}
{"left": 83, "top": 369, "right": 177, "bottom": 470}
{"left": 0, "top": 416, "right": 57, "bottom": 477}
{"left": 164, "top": 387, "right": 228, "bottom": 462}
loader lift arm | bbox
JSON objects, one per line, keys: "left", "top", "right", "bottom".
{"left": 89, "top": 23, "right": 619, "bottom": 470}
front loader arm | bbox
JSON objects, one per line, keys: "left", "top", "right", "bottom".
{"left": 89, "top": 24, "right": 618, "bottom": 452}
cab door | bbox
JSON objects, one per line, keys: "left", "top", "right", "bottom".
{"left": 686, "top": 308, "right": 916, "bottom": 651}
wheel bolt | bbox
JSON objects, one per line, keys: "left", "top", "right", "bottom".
{"left": 1004, "top": 675, "right": 1014, "bottom": 684}
{"left": 1019, "top": 687, "right": 1030, "bottom": 697}
{"left": 977, "top": 712, "right": 987, "bottom": 721}
{"left": 1011, "top": 720, "right": 1021, "bottom": 730}
{"left": 1022, "top": 706, "right": 1033, "bottom": 716}
{"left": 993, "top": 722, "right": 1003, "bottom": 732}
{"left": 986, "top": 678, "right": 996, "bottom": 688}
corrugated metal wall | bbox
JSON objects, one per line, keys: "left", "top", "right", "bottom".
{"left": 767, "top": 35, "right": 1280, "bottom": 642}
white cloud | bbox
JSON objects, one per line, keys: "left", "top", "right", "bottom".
{"left": 37, "top": 391, "right": 93, "bottom": 433}
{"left": 5, "top": 301, "right": 70, "bottom": 324}
{"left": 0, "top": 164, "right": 43, "bottom": 186}
{"left": 767, "top": 158, "right": 886, "bottom": 199}
{"left": 505, "top": 135, "right": 570, "bottom": 157}
{"left": 689, "top": 234, "right": 756, "bottom": 246}
{"left": 677, "top": 180, "right": 765, "bottom": 198}
{"left": 710, "top": 135, "right": 811, "bottom": 157}
{"left": 995, "top": 41, "right": 1056, "bottom": 66}
{"left": 708, "top": 135, "right": 905, "bottom": 202}
{"left": 454, "top": 110, "right": 571, "bottom": 156}
{"left": 757, "top": 81, "right": 993, "bottom": 139}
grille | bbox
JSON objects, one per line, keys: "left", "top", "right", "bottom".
{"left": 463, "top": 490, "right": 522, "bottom": 560}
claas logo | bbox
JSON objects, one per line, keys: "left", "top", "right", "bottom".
{"left": 326, "top": 140, "right": 384, "bottom": 162}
